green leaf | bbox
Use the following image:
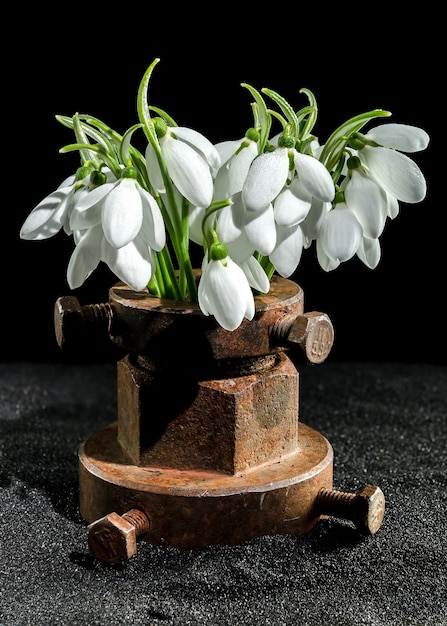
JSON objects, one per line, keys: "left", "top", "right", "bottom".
{"left": 320, "top": 109, "right": 391, "bottom": 171}
{"left": 137, "top": 58, "right": 161, "bottom": 144}
{"left": 241, "top": 83, "right": 271, "bottom": 152}
{"left": 262, "top": 87, "right": 299, "bottom": 138}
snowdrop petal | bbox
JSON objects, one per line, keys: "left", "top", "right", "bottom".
{"left": 357, "top": 236, "right": 381, "bottom": 269}
{"left": 242, "top": 149, "right": 289, "bottom": 212}
{"left": 75, "top": 182, "right": 115, "bottom": 211}
{"left": 225, "top": 231, "right": 256, "bottom": 264}
{"left": 67, "top": 225, "right": 102, "bottom": 289}
{"left": 20, "top": 188, "right": 72, "bottom": 240}
{"left": 215, "top": 140, "right": 244, "bottom": 166}
{"left": 361, "top": 146, "right": 427, "bottom": 203}
{"left": 301, "top": 198, "right": 331, "bottom": 242}
{"left": 320, "top": 206, "right": 363, "bottom": 262}
{"left": 293, "top": 152, "right": 335, "bottom": 202}
{"left": 316, "top": 238, "right": 340, "bottom": 272}
{"left": 102, "top": 179, "right": 143, "bottom": 248}
{"left": 344, "top": 171, "right": 386, "bottom": 239}
{"left": 161, "top": 134, "right": 214, "bottom": 207}
{"left": 140, "top": 188, "right": 166, "bottom": 251}
{"left": 367, "top": 123, "right": 430, "bottom": 153}
{"left": 226, "top": 142, "right": 258, "bottom": 197}
{"left": 198, "top": 258, "right": 254, "bottom": 331}
{"left": 270, "top": 224, "right": 304, "bottom": 278}
{"left": 386, "top": 193, "right": 400, "bottom": 219}
{"left": 240, "top": 256, "right": 270, "bottom": 293}
{"left": 145, "top": 143, "right": 166, "bottom": 193}
{"left": 188, "top": 205, "right": 206, "bottom": 245}
{"left": 274, "top": 185, "right": 311, "bottom": 227}
{"left": 173, "top": 126, "right": 221, "bottom": 175}
{"left": 216, "top": 202, "right": 242, "bottom": 243}
{"left": 102, "top": 235, "right": 154, "bottom": 291}
{"left": 244, "top": 204, "right": 277, "bottom": 255}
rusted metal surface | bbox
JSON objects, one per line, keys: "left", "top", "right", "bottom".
{"left": 54, "top": 274, "right": 384, "bottom": 562}
{"left": 116, "top": 351, "right": 299, "bottom": 472}
{"left": 107, "top": 275, "right": 304, "bottom": 360}
{"left": 79, "top": 421, "right": 334, "bottom": 552}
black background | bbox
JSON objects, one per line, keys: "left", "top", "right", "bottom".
{"left": 6, "top": 11, "right": 443, "bottom": 364}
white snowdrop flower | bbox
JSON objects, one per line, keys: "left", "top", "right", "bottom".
{"left": 316, "top": 204, "right": 363, "bottom": 271}
{"left": 146, "top": 118, "right": 220, "bottom": 208}
{"left": 20, "top": 166, "right": 93, "bottom": 240}
{"left": 198, "top": 245, "right": 256, "bottom": 331}
{"left": 213, "top": 129, "right": 260, "bottom": 200}
{"left": 351, "top": 123, "right": 429, "bottom": 204}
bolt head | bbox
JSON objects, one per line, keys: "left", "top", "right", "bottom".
{"left": 54, "top": 296, "right": 82, "bottom": 348}
{"left": 355, "top": 485, "right": 386, "bottom": 534}
{"left": 87, "top": 512, "right": 137, "bottom": 564}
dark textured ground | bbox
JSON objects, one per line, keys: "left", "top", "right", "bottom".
{"left": 0, "top": 361, "right": 446, "bottom": 626}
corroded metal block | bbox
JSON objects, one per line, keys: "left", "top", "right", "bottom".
{"left": 79, "top": 421, "right": 333, "bottom": 550}
{"left": 117, "top": 351, "right": 299, "bottom": 474}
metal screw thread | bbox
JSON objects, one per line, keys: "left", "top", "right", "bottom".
{"left": 271, "top": 315, "right": 296, "bottom": 343}
{"left": 82, "top": 302, "right": 114, "bottom": 332}
{"left": 316, "top": 488, "right": 357, "bottom": 517}
{"left": 122, "top": 509, "right": 150, "bottom": 536}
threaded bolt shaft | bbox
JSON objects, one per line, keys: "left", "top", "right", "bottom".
{"left": 54, "top": 296, "right": 114, "bottom": 348}
{"left": 315, "top": 484, "right": 385, "bottom": 535}
{"left": 122, "top": 509, "right": 151, "bottom": 536}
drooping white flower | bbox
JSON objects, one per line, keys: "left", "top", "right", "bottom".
{"left": 342, "top": 167, "right": 387, "bottom": 240}
{"left": 71, "top": 168, "right": 164, "bottom": 250}
{"left": 145, "top": 120, "right": 221, "bottom": 208}
{"left": 365, "top": 123, "right": 430, "bottom": 153}
{"left": 20, "top": 168, "right": 92, "bottom": 240}
{"left": 225, "top": 239, "right": 270, "bottom": 293}
{"left": 301, "top": 198, "right": 331, "bottom": 245}
{"left": 354, "top": 123, "right": 429, "bottom": 204}
{"left": 242, "top": 142, "right": 335, "bottom": 213}
{"left": 213, "top": 129, "right": 260, "bottom": 200}
{"left": 316, "top": 204, "right": 363, "bottom": 271}
{"left": 269, "top": 223, "right": 305, "bottom": 278}
{"left": 356, "top": 235, "right": 381, "bottom": 269}
{"left": 273, "top": 178, "right": 313, "bottom": 227}
{"left": 242, "top": 148, "right": 289, "bottom": 212}
{"left": 198, "top": 246, "right": 256, "bottom": 331}
{"left": 67, "top": 207, "right": 161, "bottom": 292}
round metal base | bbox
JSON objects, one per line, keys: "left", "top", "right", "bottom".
{"left": 79, "top": 422, "right": 333, "bottom": 550}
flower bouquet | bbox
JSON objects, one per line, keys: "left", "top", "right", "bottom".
{"left": 20, "top": 58, "right": 429, "bottom": 332}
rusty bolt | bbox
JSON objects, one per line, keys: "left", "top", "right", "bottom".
{"left": 315, "top": 484, "right": 385, "bottom": 535}
{"left": 273, "top": 311, "right": 334, "bottom": 364}
{"left": 54, "top": 296, "right": 114, "bottom": 349}
{"left": 87, "top": 509, "right": 150, "bottom": 564}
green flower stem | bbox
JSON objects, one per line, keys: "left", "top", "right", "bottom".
{"left": 158, "top": 247, "right": 182, "bottom": 300}
{"left": 136, "top": 58, "right": 198, "bottom": 301}
{"left": 201, "top": 200, "right": 233, "bottom": 251}
{"left": 59, "top": 143, "right": 121, "bottom": 178}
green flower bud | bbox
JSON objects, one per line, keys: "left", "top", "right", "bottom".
{"left": 153, "top": 117, "right": 168, "bottom": 138}
{"left": 278, "top": 132, "right": 295, "bottom": 149}
{"left": 122, "top": 165, "right": 138, "bottom": 179}
{"left": 245, "top": 127, "right": 260, "bottom": 142}
{"left": 76, "top": 165, "right": 92, "bottom": 181}
{"left": 209, "top": 242, "right": 228, "bottom": 261}
{"left": 348, "top": 132, "right": 366, "bottom": 150}
{"left": 347, "top": 155, "right": 362, "bottom": 170}
{"left": 90, "top": 170, "right": 107, "bottom": 186}
{"left": 334, "top": 190, "right": 345, "bottom": 204}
